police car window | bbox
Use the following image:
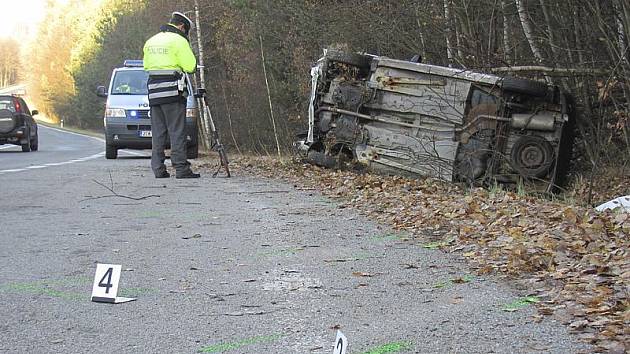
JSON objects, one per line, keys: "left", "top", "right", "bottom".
{"left": 112, "top": 70, "right": 149, "bottom": 95}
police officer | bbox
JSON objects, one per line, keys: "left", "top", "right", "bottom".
{"left": 143, "top": 11, "right": 199, "bottom": 178}
{"left": 115, "top": 76, "right": 132, "bottom": 93}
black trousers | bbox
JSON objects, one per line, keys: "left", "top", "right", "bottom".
{"left": 150, "top": 101, "right": 191, "bottom": 176}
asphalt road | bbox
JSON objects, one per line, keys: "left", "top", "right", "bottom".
{"left": 0, "top": 126, "right": 589, "bottom": 353}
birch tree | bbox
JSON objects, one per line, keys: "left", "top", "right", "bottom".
{"left": 444, "top": 0, "right": 455, "bottom": 67}
{"left": 514, "top": 0, "right": 544, "bottom": 63}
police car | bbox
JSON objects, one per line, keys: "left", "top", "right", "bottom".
{"left": 97, "top": 60, "right": 199, "bottom": 159}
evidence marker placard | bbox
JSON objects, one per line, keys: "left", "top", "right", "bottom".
{"left": 333, "top": 330, "right": 348, "bottom": 354}
{"left": 91, "top": 263, "right": 136, "bottom": 304}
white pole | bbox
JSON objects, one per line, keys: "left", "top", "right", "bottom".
{"left": 193, "top": 1, "right": 211, "bottom": 148}
{"left": 259, "top": 35, "right": 281, "bottom": 157}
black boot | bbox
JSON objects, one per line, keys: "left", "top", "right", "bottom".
{"left": 176, "top": 171, "right": 200, "bottom": 179}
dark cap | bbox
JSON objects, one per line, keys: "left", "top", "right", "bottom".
{"left": 170, "top": 11, "right": 192, "bottom": 34}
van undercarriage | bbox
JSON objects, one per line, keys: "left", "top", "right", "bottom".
{"left": 297, "top": 50, "right": 575, "bottom": 193}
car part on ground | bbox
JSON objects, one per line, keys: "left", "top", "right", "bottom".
{"left": 297, "top": 49, "right": 575, "bottom": 193}
{"left": 0, "top": 95, "right": 39, "bottom": 152}
{"left": 596, "top": 195, "right": 630, "bottom": 213}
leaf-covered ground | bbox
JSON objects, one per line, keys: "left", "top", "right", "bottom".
{"left": 198, "top": 155, "right": 629, "bottom": 353}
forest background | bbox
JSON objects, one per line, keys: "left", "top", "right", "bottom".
{"left": 0, "top": 0, "right": 628, "bottom": 203}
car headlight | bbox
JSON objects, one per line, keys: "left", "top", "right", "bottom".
{"left": 105, "top": 108, "right": 126, "bottom": 118}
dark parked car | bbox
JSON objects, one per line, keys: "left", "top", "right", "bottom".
{"left": 297, "top": 50, "right": 575, "bottom": 192}
{"left": 0, "top": 95, "right": 38, "bottom": 152}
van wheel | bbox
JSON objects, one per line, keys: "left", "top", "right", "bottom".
{"left": 21, "top": 140, "right": 31, "bottom": 152}
{"left": 30, "top": 132, "right": 38, "bottom": 151}
{"left": 510, "top": 135, "right": 554, "bottom": 178}
{"left": 105, "top": 144, "right": 118, "bottom": 159}
{"left": 502, "top": 77, "right": 549, "bottom": 97}
{"left": 187, "top": 144, "right": 198, "bottom": 159}
{"left": 21, "top": 128, "right": 31, "bottom": 152}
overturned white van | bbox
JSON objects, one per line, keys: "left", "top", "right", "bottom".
{"left": 297, "top": 50, "right": 575, "bottom": 192}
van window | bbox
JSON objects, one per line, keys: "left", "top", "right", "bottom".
{"left": 111, "top": 70, "right": 149, "bottom": 95}
{"left": 0, "top": 97, "right": 16, "bottom": 112}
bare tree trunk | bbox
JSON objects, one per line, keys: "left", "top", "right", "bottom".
{"left": 622, "top": 0, "right": 630, "bottom": 51}
{"left": 539, "top": 0, "right": 559, "bottom": 60}
{"left": 501, "top": 0, "right": 512, "bottom": 64}
{"left": 514, "top": 0, "right": 544, "bottom": 63}
{"left": 613, "top": 1, "right": 627, "bottom": 60}
{"left": 444, "top": 0, "right": 455, "bottom": 67}
{"left": 453, "top": 2, "right": 464, "bottom": 63}
{"left": 558, "top": 3, "right": 574, "bottom": 65}
{"left": 487, "top": 3, "right": 497, "bottom": 62}
{"left": 414, "top": 5, "right": 427, "bottom": 61}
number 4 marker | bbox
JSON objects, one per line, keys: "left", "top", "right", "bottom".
{"left": 333, "top": 330, "right": 348, "bottom": 354}
{"left": 91, "top": 264, "right": 136, "bottom": 304}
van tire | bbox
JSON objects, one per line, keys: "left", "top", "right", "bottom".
{"left": 21, "top": 127, "right": 31, "bottom": 152}
{"left": 510, "top": 135, "right": 554, "bottom": 178}
{"left": 105, "top": 144, "right": 118, "bottom": 159}
{"left": 21, "top": 140, "right": 31, "bottom": 152}
{"left": 502, "top": 77, "right": 549, "bottom": 97}
{"left": 325, "top": 49, "right": 371, "bottom": 69}
{"left": 30, "top": 134, "right": 38, "bottom": 151}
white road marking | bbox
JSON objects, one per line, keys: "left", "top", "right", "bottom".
{"left": 1, "top": 125, "right": 151, "bottom": 175}
{"left": 0, "top": 151, "right": 105, "bottom": 175}
{"left": 119, "top": 150, "right": 149, "bottom": 157}
{"left": 38, "top": 124, "right": 105, "bottom": 143}
{"left": 1, "top": 168, "right": 27, "bottom": 173}
{"left": 44, "top": 162, "right": 67, "bottom": 166}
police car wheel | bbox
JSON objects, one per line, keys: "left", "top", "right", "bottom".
{"left": 105, "top": 144, "right": 118, "bottom": 159}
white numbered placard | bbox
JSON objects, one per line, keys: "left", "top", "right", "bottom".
{"left": 333, "top": 330, "right": 348, "bottom": 354}
{"left": 91, "top": 263, "right": 135, "bottom": 304}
